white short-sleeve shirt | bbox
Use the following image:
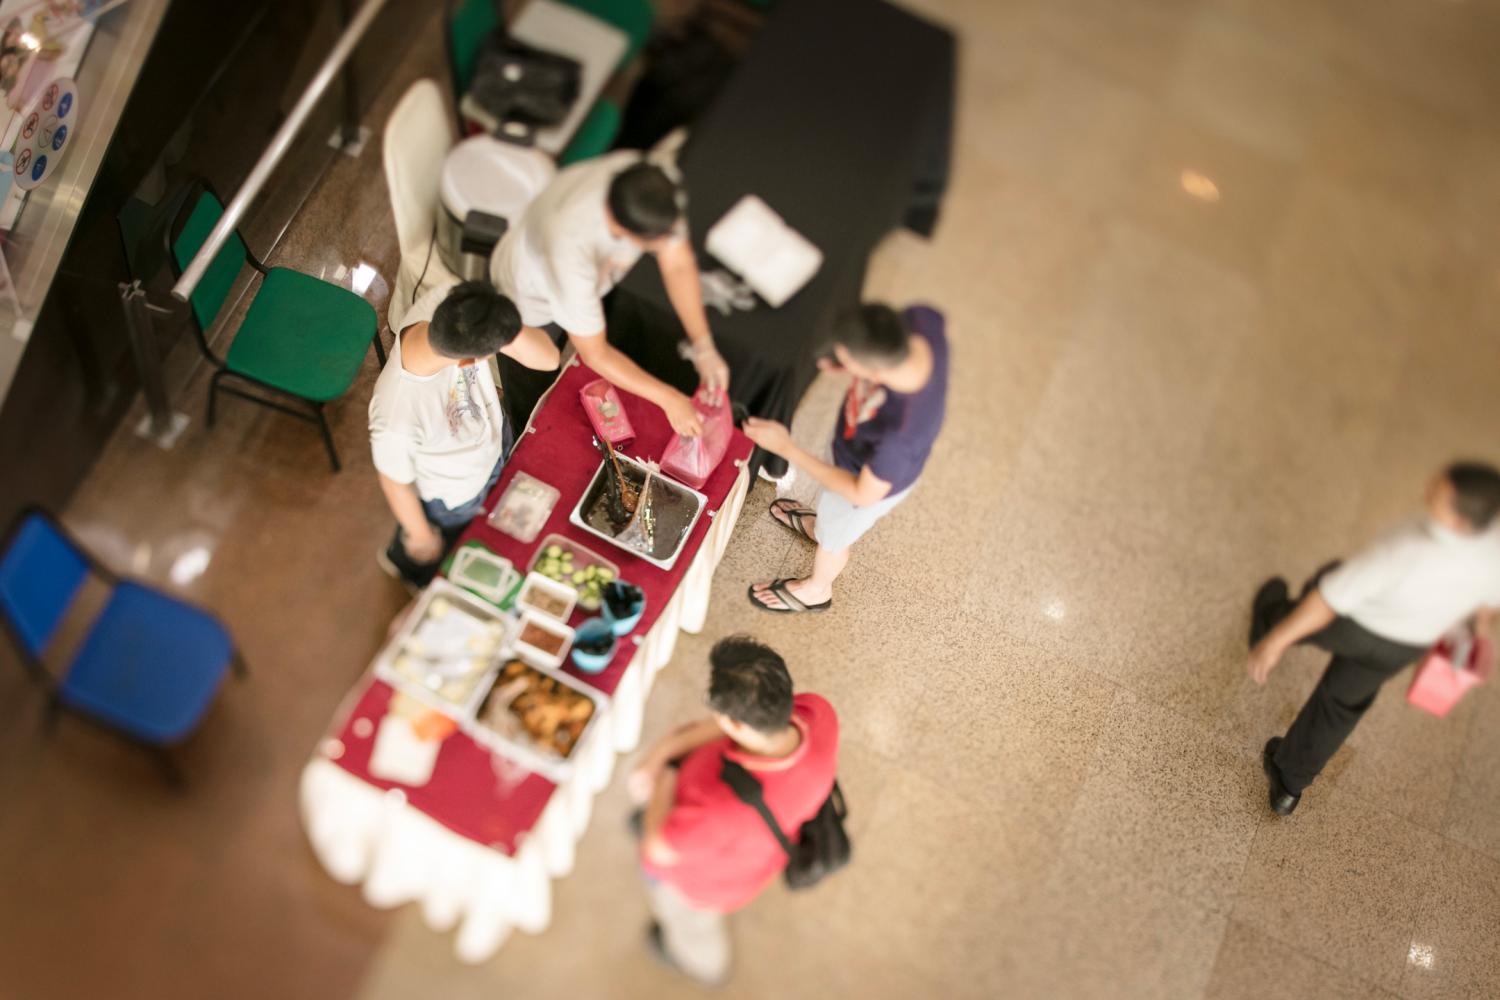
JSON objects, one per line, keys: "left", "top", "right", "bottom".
{"left": 367, "top": 282, "right": 506, "bottom": 509}
{"left": 1319, "top": 516, "right": 1500, "bottom": 646}
{"left": 489, "top": 149, "right": 684, "bottom": 336}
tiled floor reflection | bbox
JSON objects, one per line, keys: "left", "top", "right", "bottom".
{"left": 4, "top": 0, "right": 1500, "bottom": 998}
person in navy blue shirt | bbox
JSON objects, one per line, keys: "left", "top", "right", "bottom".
{"left": 743, "top": 303, "right": 949, "bottom": 613}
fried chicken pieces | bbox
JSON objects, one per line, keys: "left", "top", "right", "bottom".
{"left": 480, "top": 659, "right": 595, "bottom": 758}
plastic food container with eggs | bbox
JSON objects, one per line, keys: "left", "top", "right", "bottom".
{"left": 372, "top": 580, "right": 511, "bottom": 720}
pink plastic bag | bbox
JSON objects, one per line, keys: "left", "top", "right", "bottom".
{"left": 1406, "top": 633, "right": 1493, "bottom": 718}
{"left": 661, "top": 390, "right": 733, "bottom": 490}
{"left": 580, "top": 379, "right": 635, "bottom": 445}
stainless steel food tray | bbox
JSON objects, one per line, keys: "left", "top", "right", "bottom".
{"left": 568, "top": 453, "right": 707, "bottom": 570}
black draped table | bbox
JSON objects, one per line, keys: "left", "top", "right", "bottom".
{"left": 606, "top": 0, "right": 955, "bottom": 477}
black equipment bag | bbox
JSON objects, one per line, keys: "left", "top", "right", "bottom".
{"left": 719, "top": 754, "right": 850, "bottom": 890}
{"left": 469, "top": 31, "right": 582, "bottom": 127}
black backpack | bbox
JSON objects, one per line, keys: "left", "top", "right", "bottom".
{"left": 719, "top": 754, "right": 850, "bottom": 890}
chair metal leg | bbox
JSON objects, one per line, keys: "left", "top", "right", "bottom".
{"left": 315, "top": 403, "right": 341, "bottom": 473}
{"left": 42, "top": 693, "right": 61, "bottom": 737}
{"left": 154, "top": 747, "right": 186, "bottom": 789}
{"left": 371, "top": 330, "right": 387, "bottom": 367}
{"left": 206, "top": 369, "right": 225, "bottom": 428}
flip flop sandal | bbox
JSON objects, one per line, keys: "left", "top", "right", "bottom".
{"left": 768, "top": 498, "right": 818, "bottom": 543}
{"left": 748, "top": 578, "right": 832, "bottom": 614}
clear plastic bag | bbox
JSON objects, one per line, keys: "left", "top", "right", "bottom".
{"left": 661, "top": 390, "right": 733, "bottom": 489}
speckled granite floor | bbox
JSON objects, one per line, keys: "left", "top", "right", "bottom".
{"left": 4, "top": 0, "right": 1500, "bottom": 997}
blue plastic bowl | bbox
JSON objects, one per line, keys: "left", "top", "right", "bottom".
{"left": 602, "top": 587, "right": 646, "bottom": 637}
{"left": 570, "top": 617, "right": 618, "bottom": 673}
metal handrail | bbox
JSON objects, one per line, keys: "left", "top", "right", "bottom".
{"left": 169, "top": 0, "right": 389, "bottom": 302}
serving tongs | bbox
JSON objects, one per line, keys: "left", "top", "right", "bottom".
{"left": 595, "top": 437, "right": 658, "bottom": 551}
{"left": 598, "top": 437, "right": 640, "bottom": 522}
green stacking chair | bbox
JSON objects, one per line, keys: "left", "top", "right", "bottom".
{"left": 166, "top": 181, "right": 382, "bottom": 472}
{"left": 553, "top": 0, "right": 653, "bottom": 161}
{"left": 446, "top": 0, "right": 500, "bottom": 101}
{"left": 560, "top": 0, "right": 654, "bottom": 64}
{"left": 559, "top": 96, "right": 622, "bottom": 165}
{"left": 445, "top": 0, "right": 650, "bottom": 162}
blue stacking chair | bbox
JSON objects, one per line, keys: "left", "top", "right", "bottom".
{"left": 0, "top": 508, "right": 244, "bottom": 786}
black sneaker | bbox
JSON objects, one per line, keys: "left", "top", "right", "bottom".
{"left": 1249, "top": 577, "right": 1290, "bottom": 649}
{"left": 1262, "top": 738, "right": 1301, "bottom": 817}
{"left": 375, "top": 543, "right": 420, "bottom": 597}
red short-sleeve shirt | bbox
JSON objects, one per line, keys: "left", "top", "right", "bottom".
{"left": 644, "top": 693, "right": 840, "bottom": 912}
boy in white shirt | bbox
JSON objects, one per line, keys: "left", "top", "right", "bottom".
{"left": 369, "top": 280, "right": 559, "bottom": 588}
{"left": 490, "top": 151, "right": 729, "bottom": 437}
{"left": 1247, "top": 461, "right": 1500, "bottom": 815}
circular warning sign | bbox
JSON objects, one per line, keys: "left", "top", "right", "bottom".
{"left": 13, "top": 78, "right": 79, "bottom": 192}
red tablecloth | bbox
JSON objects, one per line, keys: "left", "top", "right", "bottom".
{"left": 323, "top": 361, "right": 754, "bottom": 854}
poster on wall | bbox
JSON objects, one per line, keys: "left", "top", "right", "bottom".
{"left": 0, "top": 0, "right": 114, "bottom": 227}
{"left": 11, "top": 75, "right": 76, "bottom": 190}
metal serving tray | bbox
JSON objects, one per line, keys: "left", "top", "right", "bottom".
{"left": 371, "top": 579, "right": 515, "bottom": 722}
{"left": 465, "top": 657, "right": 608, "bottom": 783}
{"left": 569, "top": 453, "right": 707, "bottom": 570}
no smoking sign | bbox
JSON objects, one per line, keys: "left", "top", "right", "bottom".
{"left": 12, "top": 77, "right": 79, "bottom": 191}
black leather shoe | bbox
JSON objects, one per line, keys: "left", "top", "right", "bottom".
{"left": 1249, "top": 577, "right": 1290, "bottom": 649}
{"left": 1262, "top": 738, "right": 1300, "bottom": 817}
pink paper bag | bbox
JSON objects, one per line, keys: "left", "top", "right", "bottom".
{"left": 660, "top": 390, "right": 733, "bottom": 490}
{"left": 1407, "top": 633, "right": 1494, "bottom": 718}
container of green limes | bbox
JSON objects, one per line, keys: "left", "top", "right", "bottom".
{"left": 526, "top": 533, "right": 619, "bottom": 612}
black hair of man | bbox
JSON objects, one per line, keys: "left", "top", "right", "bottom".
{"left": 607, "top": 162, "right": 682, "bottom": 240}
{"left": 428, "top": 281, "right": 522, "bottom": 360}
{"left": 707, "top": 635, "right": 794, "bottom": 735}
{"left": 833, "top": 303, "right": 911, "bottom": 369}
{"left": 1446, "top": 461, "right": 1500, "bottom": 531}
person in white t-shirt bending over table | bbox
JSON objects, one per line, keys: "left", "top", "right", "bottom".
{"left": 489, "top": 150, "right": 729, "bottom": 437}
{"left": 1247, "top": 461, "right": 1500, "bottom": 817}
{"left": 369, "top": 280, "right": 560, "bottom": 590}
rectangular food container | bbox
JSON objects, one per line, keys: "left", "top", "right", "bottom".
{"left": 467, "top": 657, "right": 608, "bottom": 782}
{"left": 487, "top": 471, "right": 561, "bottom": 544}
{"left": 527, "top": 533, "right": 619, "bottom": 612}
{"left": 569, "top": 453, "right": 707, "bottom": 570}
{"left": 515, "top": 570, "right": 577, "bottom": 622}
{"left": 512, "top": 608, "right": 576, "bottom": 670}
{"left": 372, "top": 579, "right": 513, "bottom": 721}
{"left": 449, "top": 545, "right": 520, "bottom": 608}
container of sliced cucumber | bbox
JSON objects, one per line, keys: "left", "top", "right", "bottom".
{"left": 527, "top": 533, "right": 619, "bottom": 611}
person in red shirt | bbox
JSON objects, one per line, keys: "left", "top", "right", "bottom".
{"left": 630, "top": 635, "right": 840, "bottom": 984}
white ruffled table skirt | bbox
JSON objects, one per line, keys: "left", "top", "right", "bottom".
{"left": 299, "top": 465, "right": 750, "bottom": 963}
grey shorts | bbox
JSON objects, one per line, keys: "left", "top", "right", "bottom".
{"left": 813, "top": 484, "right": 914, "bottom": 551}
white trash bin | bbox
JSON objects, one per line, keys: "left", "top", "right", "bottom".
{"left": 437, "top": 136, "right": 555, "bottom": 281}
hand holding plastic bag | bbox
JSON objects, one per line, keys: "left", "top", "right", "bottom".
{"left": 661, "top": 389, "right": 734, "bottom": 489}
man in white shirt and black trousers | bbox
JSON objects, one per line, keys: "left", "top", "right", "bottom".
{"left": 489, "top": 150, "right": 729, "bottom": 436}
{"left": 1248, "top": 461, "right": 1500, "bottom": 816}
